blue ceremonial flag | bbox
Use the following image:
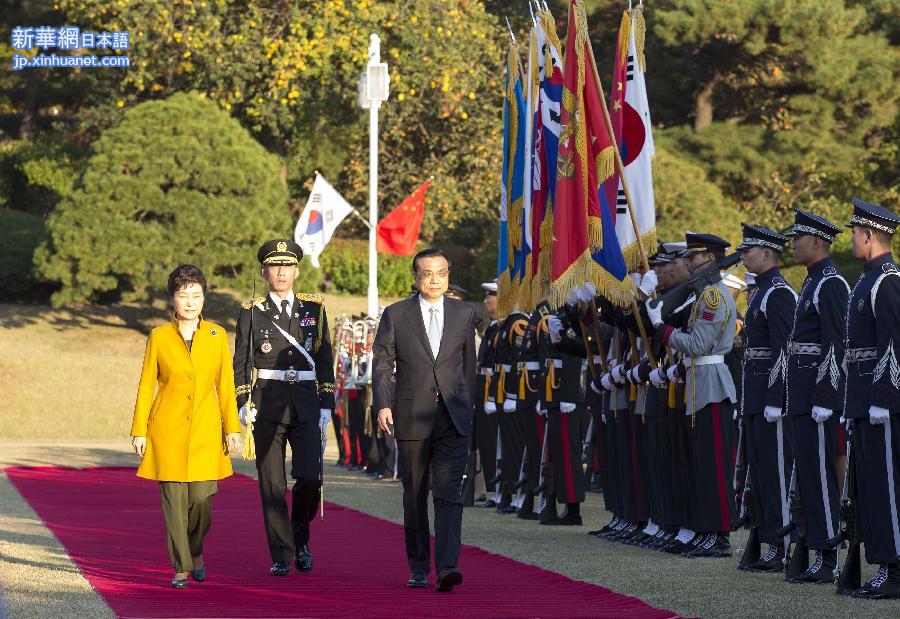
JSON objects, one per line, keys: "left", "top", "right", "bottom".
{"left": 498, "top": 41, "right": 526, "bottom": 317}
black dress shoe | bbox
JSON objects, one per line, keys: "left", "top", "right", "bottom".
{"left": 683, "top": 533, "right": 732, "bottom": 558}
{"left": 435, "top": 567, "right": 463, "bottom": 592}
{"left": 407, "top": 572, "right": 428, "bottom": 588}
{"left": 474, "top": 494, "right": 487, "bottom": 503}
{"left": 481, "top": 499, "right": 498, "bottom": 508}
{"left": 295, "top": 545, "right": 313, "bottom": 573}
{"left": 189, "top": 565, "right": 206, "bottom": 582}
{"left": 852, "top": 564, "right": 900, "bottom": 599}
{"left": 496, "top": 504, "right": 517, "bottom": 514}
{"left": 787, "top": 550, "right": 836, "bottom": 584}
{"left": 270, "top": 561, "right": 290, "bottom": 576}
{"left": 661, "top": 539, "right": 692, "bottom": 555}
{"left": 558, "top": 513, "right": 583, "bottom": 526}
{"left": 171, "top": 577, "right": 188, "bottom": 589}
{"left": 517, "top": 510, "right": 539, "bottom": 520}
{"left": 746, "top": 545, "right": 785, "bottom": 572}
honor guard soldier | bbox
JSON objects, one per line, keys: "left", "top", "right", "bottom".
{"left": 737, "top": 223, "right": 797, "bottom": 572}
{"left": 843, "top": 198, "right": 900, "bottom": 599}
{"left": 475, "top": 281, "right": 501, "bottom": 507}
{"left": 647, "top": 232, "right": 738, "bottom": 558}
{"left": 783, "top": 208, "right": 849, "bottom": 583}
{"left": 494, "top": 308, "right": 529, "bottom": 514}
{"left": 233, "top": 239, "right": 335, "bottom": 576}
{"left": 545, "top": 305, "right": 587, "bottom": 525}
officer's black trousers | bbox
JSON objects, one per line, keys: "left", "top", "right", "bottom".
{"left": 690, "top": 401, "right": 737, "bottom": 534}
{"left": 548, "top": 405, "right": 585, "bottom": 505}
{"left": 853, "top": 414, "right": 900, "bottom": 565}
{"left": 474, "top": 375, "right": 498, "bottom": 493}
{"left": 788, "top": 413, "right": 841, "bottom": 551}
{"left": 745, "top": 412, "right": 792, "bottom": 544}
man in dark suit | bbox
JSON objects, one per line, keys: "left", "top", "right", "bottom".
{"left": 373, "top": 248, "right": 477, "bottom": 593}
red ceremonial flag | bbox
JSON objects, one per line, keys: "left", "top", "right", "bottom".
{"left": 376, "top": 180, "right": 430, "bottom": 256}
{"left": 549, "top": 0, "right": 629, "bottom": 307}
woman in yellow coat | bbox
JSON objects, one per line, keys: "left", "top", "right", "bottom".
{"left": 130, "top": 264, "right": 242, "bottom": 588}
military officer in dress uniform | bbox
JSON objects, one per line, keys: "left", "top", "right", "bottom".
{"left": 783, "top": 208, "right": 849, "bottom": 584}
{"left": 736, "top": 224, "right": 797, "bottom": 572}
{"left": 647, "top": 232, "right": 738, "bottom": 558}
{"left": 842, "top": 198, "right": 900, "bottom": 599}
{"left": 233, "top": 239, "right": 335, "bottom": 576}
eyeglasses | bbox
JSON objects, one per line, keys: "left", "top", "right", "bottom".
{"left": 417, "top": 269, "right": 450, "bottom": 280}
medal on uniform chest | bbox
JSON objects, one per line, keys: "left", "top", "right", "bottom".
{"left": 858, "top": 299, "right": 865, "bottom": 312}
{"left": 261, "top": 341, "right": 273, "bottom": 353}
{"left": 805, "top": 300, "right": 811, "bottom": 310}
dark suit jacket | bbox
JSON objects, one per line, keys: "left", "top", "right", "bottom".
{"left": 372, "top": 295, "right": 477, "bottom": 440}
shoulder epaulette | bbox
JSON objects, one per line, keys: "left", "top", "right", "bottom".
{"left": 772, "top": 276, "right": 788, "bottom": 287}
{"left": 242, "top": 296, "right": 265, "bottom": 309}
{"left": 297, "top": 293, "right": 324, "bottom": 304}
{"left": 823, "top": 266, "right": 838, "bottom": 277}
{"left": 882, "top": 263, "right": 898, "bottom": 275}
{"left": 701, "top": 285, "right": 723, "bottom": 310}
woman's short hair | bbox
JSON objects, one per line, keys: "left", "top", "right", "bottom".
{"left": 167, "top": 264, "right": 207, "bottom": 297}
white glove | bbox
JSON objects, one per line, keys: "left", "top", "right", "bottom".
{"left": 639, "top": 270, "right": 658, "bottom": 296}
{"left": 484, "top": 401, "right": 497, "bottom": 415}
{"left": 601, "top": 372, "right": 615, "bottom": 391}
{"left": 666, "top": 365, "right": 680, "bottom": 382}
{"left": 536, "top": 401, "right": 548, "bottom": 416}
{"left": 548, "top": 316, "right": 564, "bottom": 343}
{"left": 647, "top": 299, "right": 663, "bottom": 327}
{"left": 649, "top": 368, "right": 667, "bottom": 389}
{"left": 629, "top": 272, "right": 642, "bottom": 289}
{"left": 612, "top": 364, "right": 627, "bottom": 384}
{"left": 580, "top": 283, "right": 596, "bottom": 302}
{"left": 628, "top": 366, "right": 643, "bottom": 384}
{"left": 319, "top": 409, "right": 331, "bottom": 430}
{"left": 869, "top": 405, "right": 890, "bottom": 426}
{"left": 239, "top": 404, "right": 257, "bottom": 426}
{"left": 560, "top": 402, "right": 576, "bottom": 413}
{"left": 811, "top": 406, "right": 833, "bottom": 424}
{"left": 503, "top": 397, "right": 517, "bottom": 413}
{"left": 764, "top": 405, "right": 783, "bottom": 423}
{"left": 590, "top": 380, "right": 603, "bottom": 394}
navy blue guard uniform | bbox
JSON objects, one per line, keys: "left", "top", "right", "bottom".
{"left": 783, "top": 209, "right": 849, "bottom": 583}
{"left": 475, "top": 313, "right": 501, "bottom": 505}
{"left": 842, "top": 199, "right": 900, "bottom": 599}
{"left": 233, "top": 239, "right": 335, "bottom": 575}
{"left": 738, "top": 224, "right": 797, "bottom": 571}
{"left": 493, "top": 311, "right": 529, "bottom": 512}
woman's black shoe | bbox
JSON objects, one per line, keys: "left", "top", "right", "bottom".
{"left": 171, "top": 577, "right": 188, "bottom": 589}
{"left": 190, "top": 566, "right": 206, "bottom": 582}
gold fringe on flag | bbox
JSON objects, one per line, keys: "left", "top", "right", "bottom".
{"left": 497, "top": 269, "right": 513, "bottom": 318}
{"left": 633, "top": 6, "right": 647, "bottom": 73}
{"left": 617, "top": 9, "right": 631, "bottom": 72}
{"left": 547, "top": 249, "right": 636, "bottom": 310}
{"left": 621, "top": 228, "right": 658, "bottom": 274}
{"left": 595, "top": 145, "right": 615, "bottom": 185}
{"left": 588, "top": 215, "right": 603, "bottom": 250}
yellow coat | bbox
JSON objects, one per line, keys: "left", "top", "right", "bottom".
{"left": 130, "top": 320, "right": 242, "bottom": 482}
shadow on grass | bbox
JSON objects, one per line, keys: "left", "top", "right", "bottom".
{"left": 0, "top": 290, "right": 243, "bottom": 335}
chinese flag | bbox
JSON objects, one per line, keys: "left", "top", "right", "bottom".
{"left": 376, "top": 180, "right": 430, "bottom": 256}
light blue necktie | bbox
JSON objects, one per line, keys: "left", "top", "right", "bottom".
{"left": 427, "top": 306, "right": 441, "bottom": 358}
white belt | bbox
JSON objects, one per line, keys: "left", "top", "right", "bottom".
{"left": 480, "top": 367, "right": 494, "bottom": 376}
{"left": 523, "top": 361, "right": 540, "bottom": 370}
{"left": 547, "top": 359, "right": 563, "bottom": 368}
{"left": 256, "top": 368, "right": 316, "bottom": 383}
{"left": 501, "top": 364, "right": 512, "bottom": 372}
{"left": 684, "top": 355, "right": 724, "bottom": 366}
{"left": 746, "top": 347, "right": 773, "bottom": 360}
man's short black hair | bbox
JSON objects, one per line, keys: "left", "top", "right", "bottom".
{"left": 167, "top": 264, "right": 207, "bottom": 297}
{"left": 412, "top": 247, "right": 451, "bottom": 274}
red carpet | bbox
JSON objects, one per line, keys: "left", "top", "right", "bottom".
{"left": 6, "top": 467, "right": 679, "bottom": 619}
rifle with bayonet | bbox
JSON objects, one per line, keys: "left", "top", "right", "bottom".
{"left": 733, "top": 419, "right": 762, "bottom": 569}
{"left": 776, "top": 460, "right": 809, "bottom": 578}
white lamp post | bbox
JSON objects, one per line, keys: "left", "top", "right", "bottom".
{"left": 359, "top": 34, "right": 389, "bottom": 318}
